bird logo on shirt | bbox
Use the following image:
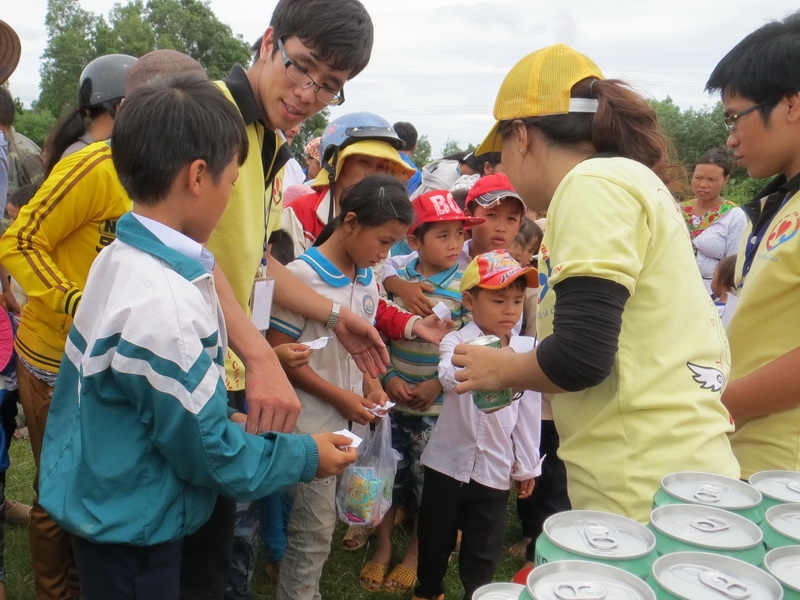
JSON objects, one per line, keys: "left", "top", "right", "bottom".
{"left": 686, "top": 362, "right": 725, "bottom": 392}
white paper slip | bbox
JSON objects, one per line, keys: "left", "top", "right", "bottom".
{"left": 333, "top": 429, "right": 363, "bottom": 449}
{"left": 509, "top": 335, "right": 536, "bottom": 353}
{"left": 432, "top": 301, "right": 451, "bottom": 322}
{"left": 303, "top": 336, "right": 332, "bottom": 350}
{"left": 367, "top": 401, "right": 395, "bottom": 415}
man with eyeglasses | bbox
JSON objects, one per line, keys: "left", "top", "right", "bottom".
{"left": 199, "top": 2, "right": 379, "bottom": 600}
{"left": 705, "top": 11, "right": 800, "bottom": 480}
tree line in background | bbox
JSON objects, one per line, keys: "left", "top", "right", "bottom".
{"left": 10, "top": 0, "right": 767, "bottom": 204}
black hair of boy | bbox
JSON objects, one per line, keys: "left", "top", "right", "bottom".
{"left": 268, "top": 229, "right": 296, "bottom": 266}
{"left": 715, "top": 254, "right": 737, "bottom": 292}
{"left": 252, "top": 0, "right": 373, "bottom": 77}
{"left": 8, "top": 183, "right": 36, "bottom": 210}
{"left": 515, "top": 215, "right": 542, "bottom": 248}
{"left": 706, "top": 11, "right": 800, "bottom": 118}
{"left": 314, "top": 173, "right": 414, "bottom": 245}
{"left": 393, "top": 121, "right": 418, "bottom": 150}
{"left": 111, "top": 75, "right": 249, "bottom": 206}
{"left": 0, "top": 87, "right": 14, "bottom": 129}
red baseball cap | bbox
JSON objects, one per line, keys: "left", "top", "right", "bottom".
{"left": 465, "top": 173, "right": 526, "bottom": 213}
{"left": 410, "top": 190, "right": 484, "bottom": 235}
{"left": 460, "top": 250, "right": 538, "bottom": 292}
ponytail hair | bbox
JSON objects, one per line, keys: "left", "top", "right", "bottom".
{"left": 314, "top": 173, "right": 414, "bottom": 246}
{"left": 43, "top": 105, "right": 104, "bottom": 176}
{"left": 499, "top": 77, "right": 673, "bottom": 181}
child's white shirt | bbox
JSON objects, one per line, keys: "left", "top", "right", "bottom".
{"left": 420, "top": 321, "right": 542, "bottom": 490}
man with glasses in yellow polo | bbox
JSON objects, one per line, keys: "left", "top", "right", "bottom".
{"left": 706, "top": 12, "right": 800, "bottom": 480}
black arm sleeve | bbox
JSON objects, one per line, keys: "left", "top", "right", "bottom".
{"left": 537, "top": 276, "right": 630, "bottom": 392}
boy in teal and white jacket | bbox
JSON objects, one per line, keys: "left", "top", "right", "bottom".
{"left": 38, "top": 75, "right": 355, "bottom": 599}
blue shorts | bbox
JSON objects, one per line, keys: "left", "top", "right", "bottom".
{"left": 390, "top": 411, "right": 437, "bottom": 508}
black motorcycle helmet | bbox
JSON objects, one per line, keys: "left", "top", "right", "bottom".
{"left": 78, "top": 54, "right": 137, "bottom": 117}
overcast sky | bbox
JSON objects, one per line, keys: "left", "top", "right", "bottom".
{"left": 4, "top": 0, "right": 795, "bottom": 155}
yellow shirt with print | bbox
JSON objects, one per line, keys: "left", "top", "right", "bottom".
{"left": 537, "top": 157, "right": 739, "bottom": 523}
{"left": 727, "top": 189, "right": 800, "bottom": 478}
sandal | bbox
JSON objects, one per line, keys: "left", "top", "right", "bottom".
{"left": 383, "top": 564, "right": 417, "bottom": 592}
{"left": 341, "top": 524, "right": 374, "bottom": 551}
{"left": 359, "top": 561, "right": 388, "bottom": 592}
{"left": 5, "top": 500, "right": 31, "bottom": 525}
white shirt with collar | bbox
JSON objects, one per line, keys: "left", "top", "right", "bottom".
{"left": 132, "top": 213, "right": 216, "bottom": 274}
{"left": 421, "top": 321, "right": 542, "bottom": 490}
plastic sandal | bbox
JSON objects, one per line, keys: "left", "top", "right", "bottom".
{"left": 358, "top": 561, "right": 387, "bottom": 592}
{"left": 383, "top": 564, "right": 417, "bottom": 592}
{"left": 341, "top": 524, "right": 374, "bottom": 551}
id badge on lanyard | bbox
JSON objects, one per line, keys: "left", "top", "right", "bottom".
{"left": 250, "top": 258, "right": 275, "bottom": 331}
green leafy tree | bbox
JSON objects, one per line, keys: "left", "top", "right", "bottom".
{"left": 37, "top": 0, "right": 101, "bottom": 115}
{"left": 440, "top": 138, "right": 463, "bottom": 158}
{"left": 14, "top": 109, "right": 57, "bottom": 147}
{"left": 410, "top": 134, "right": 431, "bottom": 168}
{"left": 96, "top": 1, "right": 157, "bottom": 57}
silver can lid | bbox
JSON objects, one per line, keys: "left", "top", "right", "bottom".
{"left": 750, "top": 471, "right": 800, "bottom": 504}
{"left": 765, "top": 546, "right": 800, "bottom": 593}
{"left": 526, "top": 560, "right": 656, "bottom": 600}
{"left": 652, "top": 551, "right": 783, "bottom": 599}
{"left": 464, "top": 335, "right": 501, "bottom": 347}
{"left": 543, "top": 509, "right": 656, "bottom": 559}
{"left": 472, "top": 582, "right": 525, "bottom": 600}
{"left": 661, "top": 472, "right": 762, "bottom": 510}
{"left": 650, "top": 504, "right": 763, "bottom": 550}
{"left": 765, "top": 503, "right": 800, "bottom": 543}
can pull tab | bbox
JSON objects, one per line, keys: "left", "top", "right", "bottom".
{"left": 690, "top": 516, "right": 730, "bottom": 533}
{"left": 693, "top": 482, "right": 726, "bottom": 503}
{"left": 554, "top": 583, "right": 609, "bottom": 600}
{"left": 698, "top": 569, "right": 752, "bottom": 600}
{"left": 785, "top": 480, "right": 800, "bottom": 495}
{"left": 581, "top": 520, "right": 618, "bottom": 553}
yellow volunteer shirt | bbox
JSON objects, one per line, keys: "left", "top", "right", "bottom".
{"left": 728, "top": 187, "right": 800, "bottom": 478}
{"left": 210, "top": 81, "right": 284, "bottom": 390}
{"left": 537, "top": 157, "right": 739, "bottom": 523}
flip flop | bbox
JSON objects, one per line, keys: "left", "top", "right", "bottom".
{"left": 383, "top": 564, "right": 417, "bottom": 592}
{"left": 341, "top": 524, "right": 374, "bottom": 551}
{"left": 359, "top": 561, "right": 388, "bottom": 592}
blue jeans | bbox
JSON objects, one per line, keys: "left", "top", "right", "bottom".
{"left": 258, "top": 492, "right": 292, "bottom": 564}
{"left": 276, "top": 477, "right": 337, "bottom": 600}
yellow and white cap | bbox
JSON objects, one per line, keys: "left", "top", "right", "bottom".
{"left": 310, "top": 139, "right": 416, "bottom": 188}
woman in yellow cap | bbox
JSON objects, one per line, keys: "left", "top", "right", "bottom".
{"left": 450, "top": 44, "right": 740, "bottom": 524}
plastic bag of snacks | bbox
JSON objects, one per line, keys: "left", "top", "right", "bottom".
{"left": 336, "top": 415, "right": 400, "bottom": 526}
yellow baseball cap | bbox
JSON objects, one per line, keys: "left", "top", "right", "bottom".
{"left": 475, "top": 44, "right": 604, "bottom": 156}
{"left": 461, "top": 250, "right": 538, "bottom": 293}
{"left": 310, "top": 139, "right": 416, "bottom": 188}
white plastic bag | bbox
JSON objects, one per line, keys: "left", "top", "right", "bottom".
{"left": 336, "top": 414, "right": 400, "bottom": 526}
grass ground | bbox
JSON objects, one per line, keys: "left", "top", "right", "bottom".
{"left": 4, "top": 438, "right": 528, "bottom": 599}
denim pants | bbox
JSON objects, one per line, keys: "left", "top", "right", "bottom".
{"left": 276, "top": 476, "right": 337, "bottom": 600}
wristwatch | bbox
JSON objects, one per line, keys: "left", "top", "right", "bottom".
{"left": 325, "top": 301, "right": 341, "bottom": 330}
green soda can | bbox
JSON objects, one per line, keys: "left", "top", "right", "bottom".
{"left": 765, "top": 546, "right": 800, "bottom": 600}
{"left": 534, "top": 509, "right": 658, "bottom": 578}
{"left": 650, "top": 551, "right": 784, "bottom": 599}
{"left": 761, "top": 504, "right": 800, "bottom": 551}
{"left": 471, "top": 582, "right": 524, "bottom": 600}
{"left": 649, "top": 504, "right": 766, "bottom": 566}
{"left": 523, "top": 560, "right": 656, "bottom": 600}
{"left": 463, "top": 335, "right": 513, "bottom": 412}
{"left": 653, "top": 472, "right": 764, "bottom": 524}
{"left": 750, "top": 471, "right": 800, "bottom": 512}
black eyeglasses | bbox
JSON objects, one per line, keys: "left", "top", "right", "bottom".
{"left": 723, "top": 101, "right": 767, "bottom": 133}
{"left": 276, "top": 38, "right": 345, "bottom": 106}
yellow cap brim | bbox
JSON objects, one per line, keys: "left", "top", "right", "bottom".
{"left": 475, "top": 121, "right": 502, "bottom": 157}
{"left": 311, "top": 139, "right": 416, "bottom": 189}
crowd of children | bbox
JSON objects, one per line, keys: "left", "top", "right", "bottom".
{"left": 0, "top": 4, "right": 798, "bottom": 600}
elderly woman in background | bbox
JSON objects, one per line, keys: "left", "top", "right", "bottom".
{"left": 681, "top": 148, "right": 747, "bottom": 295}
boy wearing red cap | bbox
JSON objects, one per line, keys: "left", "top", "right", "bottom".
{"left": 359, "top": 190, "right": 482, "bottom": 592}
{"left": 383, "top": 173, "right": 525, "bottom": 316}
{"left": 413, "top": 250, "right": 542, "bottom": 600}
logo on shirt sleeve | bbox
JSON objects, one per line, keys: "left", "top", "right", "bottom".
{"left": 363, "top": 294, "right": 375, "bottom": 317}
{"left": 686, "top": 362, "right": 725, "bottom": 392}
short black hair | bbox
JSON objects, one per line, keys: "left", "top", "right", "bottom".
{"left": 393, "top": 121, "right": 418, "bottom": 149}
{"left": 258, "top": 0, "right": 373, "bottom": 78}
{"left": 112, "top": 74, "right": 248, "bottom": 206}
{"left": 0, "top": 87, "right": 14, "bottom": 128}
{"left": 694, "top": 147, "right": 735, "bottom": 177}
{"left": 706, "top": 11, "right": 800, "bottom": 120}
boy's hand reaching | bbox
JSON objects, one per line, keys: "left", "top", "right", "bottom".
{"left": 336, "top": 391, "right": 377, "bottom": 426}
{"left": 274, "top": 343, "right": 313, "bottom": 369}
{"left": 515, "top": 478, "right": 536, "bottom": 499}
{"left": 312, "top": 433, "right": 357, "bottom": 478}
